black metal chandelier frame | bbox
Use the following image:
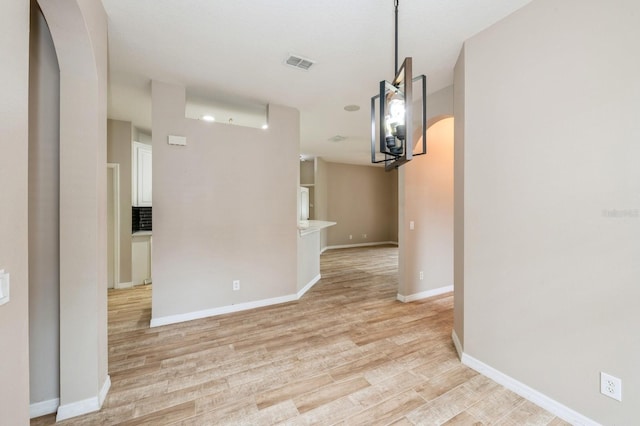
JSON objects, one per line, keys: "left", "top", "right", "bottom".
{"left": 371, "top": 0, "right": 427, "bottom": 171}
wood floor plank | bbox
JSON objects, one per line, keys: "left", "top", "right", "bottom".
{"left": 256, "top": 373, "right": 334, "bottom": 410}
{"left": 119, "top": 401, "right": 195, "bottom": 426}
{"left": 342, "top": 389, "right": 426, "bottom": 425}
{"left": 493, "top": 399, "right": 556, "bottom": 426}
{"left": 293, "top": 376, "right": 370, "bottom": 414}
{"left": 30, "top": 245, "right": 565, "bottom": 426}
{"left": 441, "top": 410, "right": 484, "bottom": 425}
{"left": 465, "top": 387, "right": 524, "bottom": 424}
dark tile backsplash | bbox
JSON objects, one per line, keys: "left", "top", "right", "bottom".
{"left": 132, "top": 207, "right": 152, "bottom": 232}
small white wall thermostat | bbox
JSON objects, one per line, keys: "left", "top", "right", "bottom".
{"left": 0, "top": 269, "right": 10, "bottom": 306}
{"left": 168, "top": 135, "right": 187, "bottom": 146}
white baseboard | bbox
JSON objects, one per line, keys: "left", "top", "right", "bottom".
{"left": 99, "top": 375, "right": 111, "bottom": 407}
{"left": 115, "top": 281, "right": 133, "bottom": 289}
{"left": 460, "top": 353, "right": 599, "bottom": 426}
{"left": 30, "top": 398, "right": 59, "bottom": 419}
{"left": 297, "top": 274, "right": 321, "bottom": 299}
{"left": 325, "top": 241, "right": 398, "bottom": 250}
{"left": 151, "top": 294, "right": 299, "bottom": 327}
{"left": 151, "top": 275, "right": 325, "bottom": 328}
{"left": 451, "top": 329, "right": 462, "bottom": 360}
{"left": 396, "top": 285, "right": 453, "bottom": 302}
{"left": 56, "top": 375, "right": 110, "bottom": 422}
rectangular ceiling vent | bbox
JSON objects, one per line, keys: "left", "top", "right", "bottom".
{"left": 285, "top": 54, "right": 315, "bottom": 71}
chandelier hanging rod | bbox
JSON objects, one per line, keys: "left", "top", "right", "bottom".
{"left": 394, "top": 0, "right": 399, "bottom": 74}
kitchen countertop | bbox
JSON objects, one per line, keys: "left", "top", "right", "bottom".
{"left": 132, "top": 230, "right": 152, "bottom": 237}
{"left": 298, "top": 220, "right": 337, "bottom": 236}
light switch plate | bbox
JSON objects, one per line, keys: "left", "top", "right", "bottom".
{"left": 0, "top": 269, "right": 10, "bottom": 306}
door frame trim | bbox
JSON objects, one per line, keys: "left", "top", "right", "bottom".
{"left": 107, "top": 163, "right": 120, "bottom": 289}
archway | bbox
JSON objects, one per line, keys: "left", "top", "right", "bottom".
{"left": 397, "top": 116, "right": 454, "bottom": 301}
{"left": 36, "top": 0, "right": 109, "bottom": 421}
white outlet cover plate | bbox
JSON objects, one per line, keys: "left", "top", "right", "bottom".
{"left": 600, "top": 372, "right": 622, "bottom": 401}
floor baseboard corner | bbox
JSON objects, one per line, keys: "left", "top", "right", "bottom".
{"left": 451, "top": 329, "right": 462, "bottom": 360}
{"left": 397, "top": 285, "right": 453, "bottom": 303}
{"left": 297, "top": 274, "right": 321, "bottom": 299}
{"left": 150, "top": 294, "right": 299, "bottom": 327}
{"left": 99, "top": 375, "right": 111, "bottom": 406}
{"left": 461, "top": 353, "right": 600, "bottom": 426}
{"left": 30, "top": 398, "right": 59, "bottom": 419}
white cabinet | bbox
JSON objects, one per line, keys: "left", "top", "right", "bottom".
{"left": 132, "top": 233, "right": 152, "bottom": 285}
{"left": 133, "top": 142, "right": 152, "bottom": 207}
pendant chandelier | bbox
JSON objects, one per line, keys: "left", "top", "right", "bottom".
{"left": 371, "top": 0, "right": 427, "bottom": 171}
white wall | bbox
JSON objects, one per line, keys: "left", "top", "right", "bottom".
{"left": 398, "top": 118, "right": 454, "bottom": 300}
{"left": 0, "top": 0, "right": 30, "bottom": 422}
{"left": 151, "top": 81, "right": 299, "bottom": 322}
{"left": 28, "top": 4, "right": 60, "bottom": 408}
{"left": 458, "top": 0, "right": 640, "bottom": 423}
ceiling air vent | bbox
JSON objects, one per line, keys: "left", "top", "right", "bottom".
{"left": 285, "top": 54, "right": 315, "bottom": 71}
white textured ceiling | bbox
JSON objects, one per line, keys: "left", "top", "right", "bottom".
{"left": 104, "top": 0, "right": 533, "bottom": 165}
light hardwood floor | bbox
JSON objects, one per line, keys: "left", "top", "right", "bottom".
{"left": 32, "top": 245, "right": 568, "bottom": 425}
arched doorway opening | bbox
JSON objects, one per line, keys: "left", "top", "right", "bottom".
{"left": 397, "top": 116, "right": 454, "bottom": 301}
{"left": 35, "top": 0, "right": 110, "bottom": 421}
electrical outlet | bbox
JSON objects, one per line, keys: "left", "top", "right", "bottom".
{"left": 600, "top": 372, "right": 622, "bottom": 401}
{"left": 362, "top": 234, "right": 367, "bottom": 239}
{"left": 349, "top": 235, "right": 352, "bottom": 240}
{"left": 233, "top": 280, "right": 240, "bottom": 291}
{"left": 419, "top": 271, "right": 424, "bottom": 280}
{"left": 409, "top": 221, "right": 415, "bottom": 230}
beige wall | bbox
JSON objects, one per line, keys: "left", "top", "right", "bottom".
{"left": 107, "top": 119, "right": 133, "bottom": 284}
{"left": 326, "top": 163, "right": 398, "bottom": 247}
{"left": 134, "top": 128, "right": 152, "bottom": 145}
{"left": 300, "top": 160, "right": 315, "bottom": 219}
{"left": 314, "top": 158, "right": 329, "bottom": 250}
{"left": 38, "top": 0, "right": 110, "bottom": 416}
{"left": 300, "top": 160, "right": 314, "bottom": 185}
{"left": 453, "top": 46, "right": 465, "bottom": 348}
{"left": 28, "top": 4, "right": 60, "bottom": 407}
{"left": 0, "top": 0, "right": 30, "bottom": 422}
{"left": 151, "top": 81, "right": 299, "bottom": 321}
{"left": 459, "top": 0, "right": 639, "bottom": 423}
{"left": 390, "top": 168, "right": 399, "bottom": 242}
{"left": 398, "top": 118, "right": 454, "bottom": 299}
{"left": 395, "top": 84, "right": 454, "bottom": 299}
{"left": 426, "top": 85, "right": 453, "bottom": 127}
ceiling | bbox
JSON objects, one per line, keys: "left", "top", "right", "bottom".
{"left": 104, "top": 0, "right": 533, "bottom": 166}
